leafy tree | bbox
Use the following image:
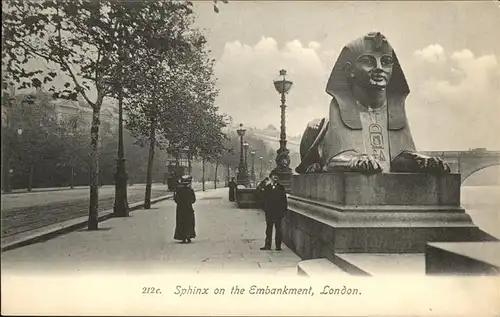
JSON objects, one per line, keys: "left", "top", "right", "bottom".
{"left": 124, "top": 29, "right": 211, "bottom": 207}
{"left": 2, "top": 0, "right": 199, "bottom": 229}
{"left": 1, "top": 91, "right": 65, "bottom": 191}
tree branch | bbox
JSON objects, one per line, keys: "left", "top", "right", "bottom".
{"left": 54, "top": 6, "right": 95, "bottom": 108}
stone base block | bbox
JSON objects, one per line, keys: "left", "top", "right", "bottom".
{"left": 236, "top": 188, "right": 261, "bottom": 209}
{"left": 291, "top": 172, "right": 461, "bottom": 206}
{"left": 297, "top": 258, "right": 350, "bottom": 277}
{"left": 283, "top": 172, "right": 496, "bottom": 255}
{"left": 275, "top": 169, "right": 292, "bottom": 193}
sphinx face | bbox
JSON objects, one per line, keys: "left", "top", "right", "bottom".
{"left": 352, "top": 52, "right": 394, "bottom": 89}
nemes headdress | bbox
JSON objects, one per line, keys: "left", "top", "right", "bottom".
{"left": 325, "top": 32, "right": 410, "bottom": 130}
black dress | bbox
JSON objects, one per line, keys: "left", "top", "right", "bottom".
{"left": 173, "top": 185, "right": 196, "bottom": 241}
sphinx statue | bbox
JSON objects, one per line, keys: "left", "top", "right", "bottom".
{"left": 296, "top": 32, "right": 451, "bottom": 174}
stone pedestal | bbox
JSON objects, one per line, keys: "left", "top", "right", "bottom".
{"left": 277, "top": 170, "right": 292, "bottom": 193}
{"left": 236, "top": 188, "right": 261, "bottom": 209}
{"left": 283, "top": 173, "right": 496, "bottom": 257}
{"left": 236, "top": 172, "right": 248, "bottom": 187}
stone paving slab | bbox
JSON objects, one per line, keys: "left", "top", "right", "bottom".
{"left": 334, "top": 253, "right": 425, "bottom": 276}
{"left": 1, "top": 188, "right": 301, "bottom": 276}
{"left": 427, "top": 241, "right": 500, "bottom": 267}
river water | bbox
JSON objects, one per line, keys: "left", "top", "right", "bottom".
{"left": 461, "top": 185, "right": 500, "bottom": 239}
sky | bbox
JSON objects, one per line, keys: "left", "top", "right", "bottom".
{"left": 191, "top": 0, "right": 500, "bottom": 151}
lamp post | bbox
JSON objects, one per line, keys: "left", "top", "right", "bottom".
{"left": 67, "top": 131, "right": 75, "bottom": 189}
{"left": 113, "top": 92, "right": 129, "bottom": 216}
{"left": 250, "top": 151, "right": 256, "bottom": 188}
{"left": 5, "top": 128, "right": 23, "bottom": 193}
{"left": 259, "top": 156, "right": 263, "bottom": 182}
{"left": 243, "top": 141, "right": 249, "bottom": 187}
{"left": 236, "top": 123, "right": 247, "bottom": 186}
{"left": 16, "top": 128, "right": 23, "bottom": 192}
{"left": 272, "top": 69, "right": 293, "bottom": 192}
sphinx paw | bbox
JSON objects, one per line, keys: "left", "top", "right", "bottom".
{"left": 322, "top": 153, "right": 382, "bottom": 173}
{"left": 305, "top": 163, "right": 323, "bottom": 173}
{"left": 425, "top": 157, "right": 451, "bottom": 174}
{"left": 396, "top": 152, "right": 452, "bottom": 174}
{"left": 351, "top": 155, "right": 383, "bottom": 173}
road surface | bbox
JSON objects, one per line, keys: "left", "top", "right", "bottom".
{"left": 1, "top": 182, "right": 215, "bottom": 238}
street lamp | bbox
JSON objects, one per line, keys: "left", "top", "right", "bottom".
{"left": 243, "top": 141, "right": 249, "bottom": 187}
{"left": 5, "top": 129, "right": 23, "bottom": 193}
{"left": 272, "top": 69, "right": 293, "bottom": 192}
{"left": 67, "top": 131, "right": 76, "bottom": 189}
{"left": 250, "top": 151, "right": 256, "bottom": 188}
{"left": 113, "top": 28, "right": 130, "bottom": 217}
{"left": 259, "top": 156, "right": 263, "bottom": 182}
{"left": 114, "top": 97, "right": 129, "bottom": 216}
{"left": 236, "top": 123, "right": 247, "bottom": 185}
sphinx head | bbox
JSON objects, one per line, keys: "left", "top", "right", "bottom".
{"left": 344, "top": 32, "right": 395, "bottom": 90}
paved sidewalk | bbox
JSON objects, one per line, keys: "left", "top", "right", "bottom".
{"left": 1, "top": 182, "right": 214, "bottom": 243}
{"left": 1, "top": 188, "right": 301, "bottom": 276}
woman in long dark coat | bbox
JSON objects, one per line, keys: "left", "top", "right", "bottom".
{"left": 173, "top": 175, "right": 196, "bottom": 243}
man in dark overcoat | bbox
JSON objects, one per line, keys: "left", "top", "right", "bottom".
{"left": 228, "top": 177, "right": 237, "bottom": 202}
{"left": 260, "top": 171, "right": 288, "bottom": 251}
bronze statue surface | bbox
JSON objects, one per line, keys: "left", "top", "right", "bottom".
{"left": 296, "top": 32, "right": 450, "bottom": 175}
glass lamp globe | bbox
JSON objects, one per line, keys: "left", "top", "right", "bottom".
{"left": 237, "top": 123, "right": 246, "bottom": 137}
{"left": 273, "top": 69, "right": 293, "bottom": 94}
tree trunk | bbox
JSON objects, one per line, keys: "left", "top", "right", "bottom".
{"left": 27, "top": 164, "right": 34, "bottom": 192}
{"left": 70, "top": 160, "right": 74, "bottom": 189}
{"left": 144, "top": 117, "right": 157, "bottom": 209}
{"left": 88, "top": 104, "right": 101, "bottom": 230}
{"left": 214, "top": 161, "right": 219, "bottom": 189}
{"left": 202, "top": 158, "right": 205, "bottom": 191}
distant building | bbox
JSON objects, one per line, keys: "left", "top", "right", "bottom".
{"left": 51, "top": 97, "right": 118, "bottom": 132}
{"left": 263, "top": 124, "right": 279, "bottom": 138}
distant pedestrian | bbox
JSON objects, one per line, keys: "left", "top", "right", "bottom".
{"left": 228, "top": 177, "right": 237, "bottom": 202}
{"left": 173, "top": 175, "right": 196, "bottom": 243}
{"left": 260, "top": 171, "right": 287, "bottom": 251}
